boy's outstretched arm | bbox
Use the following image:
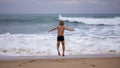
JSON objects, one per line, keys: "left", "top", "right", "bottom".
{"left": 48, "top": 27, "right": 58, "bottom": 33}
{"left": 64, "top": 27, "right": 74, "bottom": 31}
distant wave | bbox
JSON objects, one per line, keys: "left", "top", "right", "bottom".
{"left": 58, "top": 15, "right": 120, "bottom": 25}
{"left": 0, "top": 17, "right": 55, "bottom": 23}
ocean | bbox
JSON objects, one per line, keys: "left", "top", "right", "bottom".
{"left": 0, "top": 14, "right": 120, "bottom": 56}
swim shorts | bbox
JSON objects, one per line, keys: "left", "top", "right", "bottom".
{"left": 57, "top": 36, "right": 64, "bottom": 41}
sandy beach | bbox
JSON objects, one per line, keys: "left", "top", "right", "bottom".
{"left": 0, "top": 55, "right": 120, "bottom": 68}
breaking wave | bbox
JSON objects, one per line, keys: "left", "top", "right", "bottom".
{"left": 58, "top": 15, "right": 120, "bottom": 25}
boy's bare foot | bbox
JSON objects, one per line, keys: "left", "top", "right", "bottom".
{"left": 58, "top": 51, "right": 61, "bottom": 56}
{"left": 62, "top": 54, "right": 64, "bottom": 57}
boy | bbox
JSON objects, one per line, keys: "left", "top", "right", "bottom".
{"left": 48, "top": 20, "right": 73, "bottom": 56}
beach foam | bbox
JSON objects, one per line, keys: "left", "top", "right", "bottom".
{"left": 0, "top": 33, "right": 120, "bottom": 56}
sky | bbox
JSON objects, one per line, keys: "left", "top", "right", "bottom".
{"left": 0, "top": 0, "right": 120, "bottom": 14}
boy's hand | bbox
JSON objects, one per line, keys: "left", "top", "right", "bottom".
{"left": 48, "top": 30, "right": 51, "bottom": 33}
{"left": 71, "top": 29, "right": 74, "bottom": 31}
{"left": 48, "top": 31, "right": 50, "bottom": 33}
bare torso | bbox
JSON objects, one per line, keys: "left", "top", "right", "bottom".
{"left": 57, "top": 25, "right": 64, "bottom": 36}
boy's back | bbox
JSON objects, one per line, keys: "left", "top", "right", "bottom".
{"left": 57, "top": 25, "right": 64, "bottom": 36}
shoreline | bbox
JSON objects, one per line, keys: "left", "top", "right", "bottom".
{"left": 0, "top": 54, "right": 120, "bottom": 61}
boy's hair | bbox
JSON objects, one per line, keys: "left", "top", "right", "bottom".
{"left": 59, "top": 20, "right": 64, "bottom": 26}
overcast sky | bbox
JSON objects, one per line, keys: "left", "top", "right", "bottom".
{"left": 0, "top": 0, "right": 120, "bottom": 14}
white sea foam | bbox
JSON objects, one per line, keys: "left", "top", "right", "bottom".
{"left": 59, "top": 15, "right": 120, "bottom": 25}
{"left": 0, "top": 33, "right": 120, "bottom": 56}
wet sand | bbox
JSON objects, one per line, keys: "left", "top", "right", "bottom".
{"left": 0, "top": 55, "right": 120, "bottom": 68}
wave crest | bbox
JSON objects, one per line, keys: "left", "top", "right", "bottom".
{"left": 58, "top": 15, "right": 120, "bottom": 25}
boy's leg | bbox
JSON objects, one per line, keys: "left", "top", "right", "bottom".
{"left": 61, "top": 41, "right": 65, "bottom": 56}
{"left": 57, "top": 41, "right": 61, "bottom": 56}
